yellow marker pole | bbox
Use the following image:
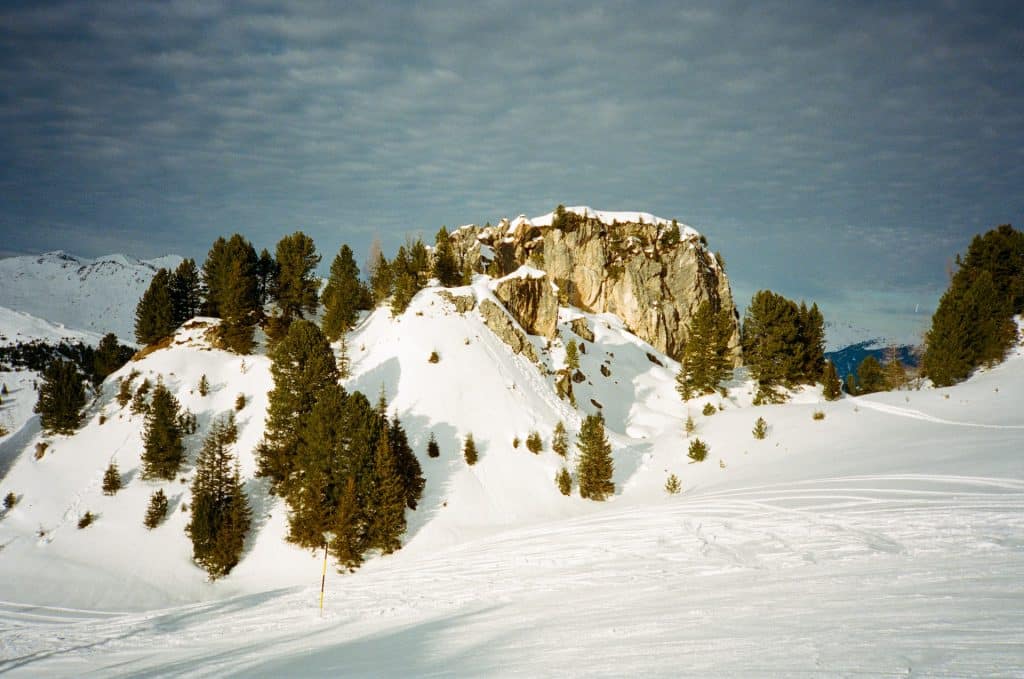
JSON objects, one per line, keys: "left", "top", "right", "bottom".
{"left": 319, "top": 542, "right": 328, "bottom": 617}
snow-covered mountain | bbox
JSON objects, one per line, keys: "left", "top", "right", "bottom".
{"left": 0, "top": 251, "right": 182, "bottom": 342}
{"left": 1, "top": 264, "right": 1022, "bottom": 675}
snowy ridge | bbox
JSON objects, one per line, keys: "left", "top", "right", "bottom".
{"left": 0, "top": 251, "right": 183, "bottom": 342}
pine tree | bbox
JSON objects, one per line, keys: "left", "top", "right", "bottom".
{"left": 135, "top": 268, "right": 175, "bottom": 345}
{"left": 845, "top": 373, "right": 858, "bottom": 396}
{"left": 141, "top": 382, "right": 184, "bottom": 480}
{"left": 822, "top": 360, "right": 842, "bottom": 401}
{"left": 463, "top": 433, "right": 478, "bottom": 466}
{"left": 856, "top": 355, "right": 886, "bottom": 394}
{"left": 556, "top": 467, "right": 572, "bottom": 495}
{"left": 389, "top": 414, "right": 425, "bottom": 510}
{"left": 741, "top": 290, "right": 803, "bottom": 402}
{"left": 432, "top": 226, "right": 460, "bottom": 286}
{"left": 201, "top": 236, "right": 229, "bottom": 317}
{"left": 752, "top": 416, "right": 767, "bottom": 440}
{"left": 665, "top": 474, "right": 681, "bottom": 495}
{"left": 198, "top": 374, "right": 209, "bottom": 396}
{"left": 258, "top": 320, "right": 339, "bottom": 494}
{"left": 367, "top": 427, "right": 407, "bottom": 555}
{"left": 565, "top": 339, "right": 580, "bottom": 371}
{"left": 144, "top": 489, "right": 168, "bottom": 528}
{"left": 552, "top": 421, "right": 568, "bottom": 457}
{"left": 677, "top": 300, "right": 732, "bottom": 399}
{"left": 330, "top": 476, "right": 364, "bottom": 571}
{"left": 576, "top": 413, "right": 614, "bottom": 501}
{"left": 321, "top": 244, "right": 363, "bottom": 341}
{"left": 270, "top": 231, "right": 321, "bottom": 327}
{"left": 202, "top": 235, "right": 260, "bottom": 352}
{"left": 34, "top": 359, "right": 85, "bottom": 434}
{"left": 526, "top": 430, "right": 543, "bottom": 453}
{"left": 882, "top": 347, "right": 906, "bottom": 390}
{"left": 256, "top": 248, "right": 278, "bottom": 306}
{"left": 92, "top": 333, "right": 132, "bottom": 385}
{"left": 797, "top": 302, "right": 826, "bottom": 382}
{"left": 170, "top": 258, "right": 202, "bottom": 326}
{"left": 688, "top": 438, "right": 709, "bottom": 462}
{"left": 389, "top": 246, "right": 418, "bottom": 316}
{"left": 102, "top": 461, "right": 122, "bottom": 495}
{"left": 186, "top": 415, "right": 251, "bottom": 579}
{"left": 131, "top": 378, "right": 152, "bottom": 415}
{"left": 427, "top": 433, "right": 440, "bottom": 458}
{"left": 336, "top": 335, "right": 351, "bottom": 379}
{"left": 367, "top": 238, "right": 392, "bottom": 306}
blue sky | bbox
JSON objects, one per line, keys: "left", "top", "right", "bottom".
{"left": 1, "top": 1, "right": 1022, "bottom": 342}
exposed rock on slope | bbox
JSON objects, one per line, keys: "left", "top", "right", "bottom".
{"left": 451, "top": 207, "right": 740, "bottom": 361}
{"left": 492, "top": 269, "right": 558, "bottom": 339}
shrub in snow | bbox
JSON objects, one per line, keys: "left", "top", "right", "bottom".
{"left": 427, "top": 433, "right": 440, "bottom": 458}
{"left": 685, "top": 415, "right": 696, "bottom": 436}
{"left": 463, "top": 434, "right": 478, "bottom": 466}
{"left": 77, "top": 511, "right": 95, "bottom": 529}
{"left": 235, "top": 393, "right": 246, "bottom": 411}
{"left": 688, "top": 438, "right": 709, "bottom": 463}
{"left": 665, "top": 474, "right": 681, "bottom": 495}
{"left": 198, "top": 374, "right": 209, "bottom": 396}
{"left": 552, "top": 422, "right": 568, "bottom": 457}
{"left": 141, "top": 383, "right": 185, "bottom": 480}
{"left": 577, "top": 413, "right": 614, "bottom": 501}
{"left": 3, "top": 492, "right": 17, "bottom": 511}
{"left": 752, "top": 417, "right": 767, "bottom": 440}
{"left": 428, "top": 351, "right": 440, "bottom": 363}
{"left": 701, "top": 402, "right": 716, "bottom": 416}
{"left": 526, "top": 431, "right": 543, "bottom": 454}
{"left": 35, "top": 359, "right": 86, "bottom": 434}
{"left": 812, "top": 410, "right": 825, "bottom": 421}
{"left": 512, "top": 436, "right": 520, "bottom": 449}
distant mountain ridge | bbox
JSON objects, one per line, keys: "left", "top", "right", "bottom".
{"left": 0, "top": 250, "right": 182, "bottom": 343}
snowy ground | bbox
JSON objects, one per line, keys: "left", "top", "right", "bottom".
{"left": 0, "top": 290, "right": 1021, "bottom": 676}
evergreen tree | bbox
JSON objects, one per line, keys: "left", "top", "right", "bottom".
{"left": 556, "top": 467, "right": 572, "bottom": 496}
{"left": 752, "top": 417, "right": 767, "bottom": 440}
{"left": 525, "top": 430, "right": 543, "bottom": 453}
{"left": 201, "top": 236, "right": 229, "bottom": 317}
{"left": 330, "top": 476, "right": 364, "bottom": 571}
{"left": 258, "top": 320, "right": 339, "bottom": 494}
{"left": 271, "top": 231, "right": 321, "bottom": 327}
{"left": 102, "top": 461, "right": 122, "bottom": 495}
{"left": 93, "top": 333, "right": 132, "bottom": 385}
{"left": 797, "top": 302, "right": 826, "bottom": 382}
{"left": 741, "top": 290, "right": 803, "bottom": 402}
{"left": 883, "top": 347, "right": 906, "bottom": 390}
{"left": 322, "top": 244, "right": 364, "bottom": 341}
{"left": 576, "top": 413, "right": 614, "bottom": 501}
{"left": 427, "top": 433, "right": 440, "bottom": 458}
{"left": 665, "top": 474, "right": 681, "bottom": 495}
{"left": 432, "top": 226, "right": 460, "bottom": 287}
{"left": 552, "top": 421, "right": 568, "bottom": 457}
{"left": 170, "top": 258, "right": 202, "bottom": 326}
{"left": 463, "top": 433, "right": 478, "bottom": 465}
{"left": 144, "top": 489, "right": 168, "bottom": 529}
{"left": 565, "top": 339, "right": 580, "bottom": 371}
{"left": 677, "top": 300, "right": 732, "bottom": 399}
{"left": 336, "top": 335, "right": 351, "bottom": 379}
{"left": 409, "top": 238, "right": 430, "bottom": 286}
{"left": 186, "top": 415, "right": 251, "bottom": 580}
{"left": 389, "top": 414, "right": 425, "bottom": 510}
{"left": 34, "top": 359, "right": 85, "bottom": 434}
{"left": 367, "top": 426, "right": 407, "bottom": 555}
{"left": 255, "top": 248, "right": 278, "bottom": 306}
{"left": 822, "top": 360, "right": 842, "bottom": 401}
{"left": 856, "top": 355, "right": 887, "bottom": 394}
{"left": 845, "top": 373, "right": 858, "bottom": 396}
{"left": 135, "top": 268, "right": 175, "bottom": 345}
{"left": 202, "top": 235, "right": 260, "bottom": 352}
{"left": 141, "top": 382, "right": 184, "bottom": 480}
{"left": 688, "top": 438, "right": 709, "bottom": 462}
{"left": 367, "top": 239, "right": 392, "bottom": 306}
{"left": 389, "top": 246, "right": 418, "bottom": 316}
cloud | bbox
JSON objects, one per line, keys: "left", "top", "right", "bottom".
{"left": 0, "top": 1, "right": 1022, "bottom": 340}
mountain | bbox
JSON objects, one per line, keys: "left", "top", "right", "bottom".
{"left": 0, "top": 251, "right": 183, "bottom": 343}
{"left": 825, "top": 340, "right": 920, "bottom": 379}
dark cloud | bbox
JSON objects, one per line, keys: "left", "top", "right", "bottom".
{"left": 1, "top": 1, "right": 1021, "bottom": 340}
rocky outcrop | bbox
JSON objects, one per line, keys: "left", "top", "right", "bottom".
{"left": 478, "top": 299, "right": 539, "bottom": 364}
{"left": 492, "top": 270, "right": 558, "bottom": 339}
{"left": 450, "top": 208, "right": 741, "bottom": 363}
{"left": 570, "top": 317, "right": 594, "bottom": 342}
{"left": 437, "top": 291, "right": 476, "bottom": 314}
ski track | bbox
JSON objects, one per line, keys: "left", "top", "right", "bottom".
{"left": 2, "top": 474, "right": 1022, "bottom": 676}
{"left": 852, "top": 396, "right": 1024, "bottom": 429}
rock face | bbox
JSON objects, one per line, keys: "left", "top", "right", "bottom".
{"left": 478, "top": 299, "right": 539, "bottom": 364}
{"left": 451, "top": 208, "right": 741, "bottom": 362}
{"left": 492, "top": 270, "right": 558, "bottom": 339}
{"left": 437, "top": 291, "right": 476, "bottom": 314}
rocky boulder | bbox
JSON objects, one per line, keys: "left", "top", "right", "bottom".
{"left": 478, "top": 299, "right": 539, "bottom": 364}
{"left": 492, "top": 269, "right": 558, "bottom": 339}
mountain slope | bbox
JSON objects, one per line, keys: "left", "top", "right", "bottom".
{"left": 0, "top": 287, "right": 1021, "bottom": 675}
{"left": 0, "top": 251, "right": 182, "bottom": 341}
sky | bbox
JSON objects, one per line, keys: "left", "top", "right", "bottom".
{"left": 1, "top": 1, "right": 1022, "bottom": 343}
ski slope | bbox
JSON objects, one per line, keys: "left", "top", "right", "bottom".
{"left": 0, "top": 293, "right": 1022, "bottom": 676}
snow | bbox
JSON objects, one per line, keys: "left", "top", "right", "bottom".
{"left": 0, "top": 251, "right": 182, "bottom": 342}
{"left": 0, "top": 293, "right": 1022, "bottom": 676}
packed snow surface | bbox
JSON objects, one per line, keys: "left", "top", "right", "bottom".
{"left": 0, "top": 291, "right": 1022, "bottom": 676}
{"left": 0, "top": 251, "right": 181, "bottom": 341}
